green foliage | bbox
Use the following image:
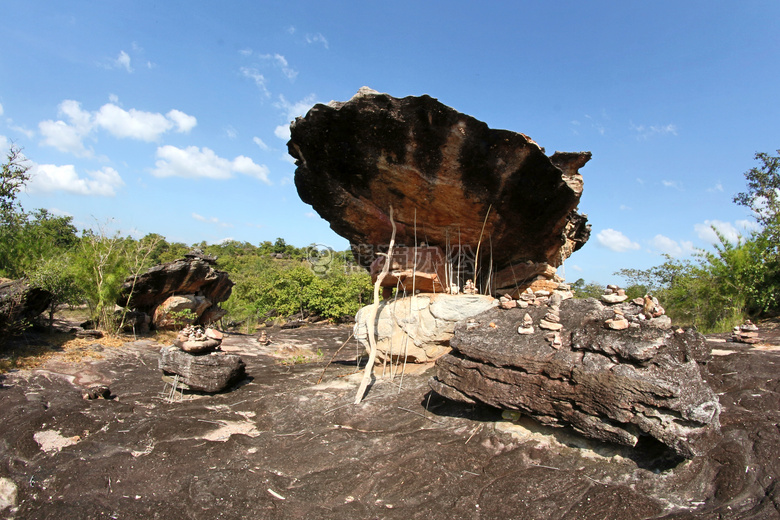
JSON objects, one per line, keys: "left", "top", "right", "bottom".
{"left": 571, "top": 278, "right": 604, "bottom": 299}
{"left": 27, "top": 255, "right": 84, "bottom": 331}
{"left": 734, "top": 149, "right": 780, "bottom": 254}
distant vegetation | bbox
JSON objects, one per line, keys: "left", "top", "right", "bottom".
{"left": 577, "top": 150, "right": 780, "bottom": 333}
{"left": 2, "top": 144, "right": 778, "bottom": 336}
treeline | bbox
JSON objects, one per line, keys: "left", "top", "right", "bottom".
{"left": 575, "top": 150, "right": 780, "bottom": 333}
{"left": 0, "top": 145, "right": 372, "bottom": 334}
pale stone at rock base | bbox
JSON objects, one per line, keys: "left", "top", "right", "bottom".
{"left": 605, "top": 317, "right": 630, "bottom": 330}
{"left": 159, "top": 346, "right": 245, "bottom": 393}
{"left": 353, "top": 294, "right": 498, "bottom": 363}
{"left": 601, "top": 293, "right": 628, "bottom": 304}
{"left": 539, "top": 319, "right": 563, "bottom": 331}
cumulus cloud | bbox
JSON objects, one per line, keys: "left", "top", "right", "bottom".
{"left": 650, "top": 234, "right": 695, "bottom": 257}
{"left": 28, "top": 163, "right": 124, "bottom": 196}
{"left": 694, "top": 219, "right": 759, "bottom": 245}
{"left": 596, "top": 228, "right": 641, "bottom": 252}
{"left": 38, "top": 100, "right": 197, "bottom": 154}
{"left": 694, "top": 220, "right": 742, "bottom": 244}
{"left": 166, "top": 109, "right": 197, "bottom": 133}
{"left": 152, "top": 145, "right": 271, "bottom": 184}
{"left": 114, "top": 50, "right": 133, "bottom": 72}
{"left": 0, "top": 103, "right": 3, "bottom": 116}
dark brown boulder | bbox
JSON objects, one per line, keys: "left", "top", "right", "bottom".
{"left": 117, "top": 256, "right": 233, "bottom": 327}
{"left": 159, "top": 346, "right": 245, "bottom": 393}
{"left": 429, "top": 298, "right": 721, "bottom": 458}
{"left": 289, "top": 87, "right": 591, "bottom": 293}
{"left": 0, "top": 278, "right": 52, "bottom": 336}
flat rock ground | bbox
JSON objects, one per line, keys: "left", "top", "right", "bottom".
{"left": 1, "top": 319, "right": 780, "bottom": 519}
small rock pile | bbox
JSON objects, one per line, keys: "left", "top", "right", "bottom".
{"left": 732, "top": 320, "right": 760, "bottom": 344}
{"left": 601, "top": 284, "right": 627, "bottom": 304}
{"left": 159, "top": 326, "right": 245, "bottom": 393}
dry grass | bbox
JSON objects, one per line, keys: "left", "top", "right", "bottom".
{"left": 0, "top": 331, "right": 130, "bottom": 374}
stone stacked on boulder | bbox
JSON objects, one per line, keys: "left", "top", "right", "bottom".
{"left": 732, "top": 320, "right": 760, "bottom": 344}
{"left": 159, "top": 326, "right": 244, "bottom": 393}
{"left": 601, "top": 284, "right": 628, "bottom": 304}
{"left": 430, "top": 297, "right": 720, "bottom": 458}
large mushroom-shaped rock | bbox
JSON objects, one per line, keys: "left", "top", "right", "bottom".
{"left": 117, "top": 253, "right": 233, "bottom": 327}
{"left": 0, "top": 279, "right": 52, "bottom": 338}
{"left": 429, "top": 298, "right": 721, "bottom": 458}
{"left": 289, "top": 87, "right": 591, "bottom": 294}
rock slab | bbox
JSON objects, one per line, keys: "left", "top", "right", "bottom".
{"left": 158, "top": 346, "right": 245, "bottom": 393}
{"left": 429, "top": 298, "right": 721, "bottom": 458}
{"left": 117, "top": 254, "right": 233, "bottom": 328}
{"left": 289, "top": 87, "right": 591, "bottom": 293}
{"left": 354, "top": 293, "right": 497, "bottom": 363}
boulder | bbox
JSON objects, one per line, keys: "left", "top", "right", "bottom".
{"left": 429, "top": 298, "right": 721, "bottom": 458}
{"left": 159, "top": 346, "right": 245, "bottom": 393}
{"left": 289, "top": 87, "right": 591, "bottom": 294}
{"left": 152, "top": 295, "right": 212, "bottom": 330}
{"left": 117, "top": 255, "right": 233, "bottom": 327}
{"left": 354, "top": 293, "right": 497, "bottom": 363}
{"left": 369, "top": 245, "right": 448, "bottom": 294}
{"left": 0, "top": 279, "right": 52, "bottom": 337}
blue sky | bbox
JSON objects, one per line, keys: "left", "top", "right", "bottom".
{"left": 2, "top": 1, "right": 779, "bottom": 285}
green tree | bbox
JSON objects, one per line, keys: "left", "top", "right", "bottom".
{"left": 27, "top": 255, "right": 83, "bottom": 332}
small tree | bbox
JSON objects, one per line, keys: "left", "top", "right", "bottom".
{"left": 27, "top": 256, "right": 83, "bottom": 332}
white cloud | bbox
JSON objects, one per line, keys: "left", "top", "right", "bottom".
{"left": 108, "top": 93, "right": 119, "bottom": 104}
{"left": 232, "top": 155, "right": 271, "bottom": 183}
{"left": 650, "top": 234, "right": 695, "bottom": 257}
{"left": 662, "top": 179, "right": 683, "bottom": 190}
{"left": 274, "top": 94, "right": 318, "bottom": 140}
{"left": 619, "top": 204, "right": 631, "bottom": 211}
{"left": 631, "top": 122, "right": 678, "bottom": 140}
{"left": 241, "top": 67, "right": 270, "bottom": 97}
{"left": 166, "top": 109, "right": 197, "bottom": 133}
{"left": 305, "top": 33, "right": 329, "bottom": 49}
{"left": 569, "top": 264, "right": 583, "bottom": 272}
{"left": 39, "top": 100, "right": 196, "bottom": 154}
{"left": 596, "top": 228, "right": 641, "bottom": 252}
{"left": 287, "top": 26, "right": 296, "bottom": 35}
{"left": 274, "top": 125, "right": 290, "bottom": 141}
{"left": 305, "top": 211, "right": 316, "bottom": 218}
{"left": 0, "top": 103, "right": 3, "bottom": 116}
{"left": 253, "top": 136, "right": 269, "bottom": 150}
{"left": 28, "top": 164, "right": 124, "bottom": 196}
{"left": 707, "top": 182, "right": 724, "bottom": 193}
{"left": 39, "top": 100, "right": 94, "bottom": 155}
{"left": 114, "top": 50, "right": 133, "bottom": 72}
{"left": 694, "top": 219, "right": 742, "bottom": 244}
{"left": 152, "top": 145, "right": 271, "bottom": 184}
{"left": 192, "top": 212, "right": 233, "bottom": 227}
{"left": 239, "top": 48, "right": 252, "bottom": 56}
{"left": 95, "top": 104, "right": 173, "bottom": 141}
{"left": 259, "top": 53, "right": 297, "bottom": 80}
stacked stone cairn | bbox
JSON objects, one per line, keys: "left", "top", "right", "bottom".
{"left": 158, "top": 326, "right": 245, "bottom": 393}
{"left": 732, "top": 320, "right": 760, "bottom": 344}
{"left": 500, "top": 283, "right": 572, "bottom": 348}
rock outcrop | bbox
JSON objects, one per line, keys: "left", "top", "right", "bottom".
{"left": 354, "top": 294, "right": 497, "bottom": 363}
{"left": 117, "top": 251, "right": 233, "bottom": 330}
{"left": 289, "top": 87, "right": 591, "bottom": 294}
{"left": 0, "top": 279, "right": 52, "bottom": 337}
{"left": 159, "top": 325, "right": 244, "bottom": 392}
{"left": 429, "top": 298, "right": 721, "bottom": 458}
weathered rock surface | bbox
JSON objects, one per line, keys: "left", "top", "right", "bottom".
{"left": 369, "top": 245, "right": 448, "bottom": 294}
{"left": 430, "top": 298, "right": 720, "bottom": 458}
{"left": 117, "top": 254, "right": 233, "bottom": 328}
{"left": 354, "top": 293, "right": 497, "bottom": 363}
{"left": 289, "top": 87, "right": 591, "bottom": 293}
{"left": 0, "top": 279, "right": 52, "bottom": 337}
{"left": 158, "top": 346, "right": 245, "bottom": 392}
